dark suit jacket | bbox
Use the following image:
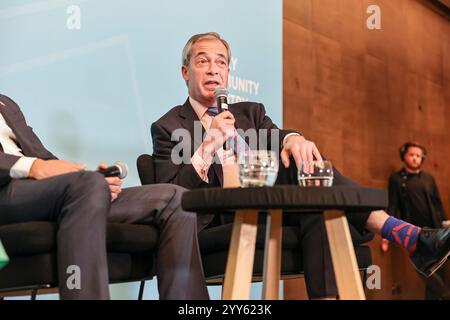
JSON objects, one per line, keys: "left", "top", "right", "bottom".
{"left": 151, "top": 98, "right": 297, "bottom": 190}
{"left": 0, "top": 94, "right": 56, "bottom": 187}
{"left": 152, "top": 98, "right": 373, "bottom": 233}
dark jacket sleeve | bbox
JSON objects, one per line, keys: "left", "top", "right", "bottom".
{"left": 0, "top": 153, "right": 22, "bottom": 183}
{"left": 23, "top": 125, "right": 58, "bottom": 161}
{"left": 151, "top": 121, "right": 209, "bottom": 189}
{"left": 253, "top": 103, "right": 299, "bottom": 151}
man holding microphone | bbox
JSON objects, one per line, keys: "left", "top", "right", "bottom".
{"left": 151, "top": 32, "right": 450, "bottom": 299}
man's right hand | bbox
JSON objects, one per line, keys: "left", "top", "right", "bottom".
{"left": 29, "top": 159, "right": 86, "bottom": 180}
{"left": 204, "top": 110, "right": 236, "bottom": 151}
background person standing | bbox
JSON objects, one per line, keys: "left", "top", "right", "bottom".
{"left": 385, "top": 142, "right": 450, "bottom": 299}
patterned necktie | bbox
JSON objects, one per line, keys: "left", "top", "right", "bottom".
{"left": 206, "top": 106, "right": 219, "bottom": 117}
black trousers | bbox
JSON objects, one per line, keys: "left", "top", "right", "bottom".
{"left": 0, "top": 171, "right": 209, "bottom": 300}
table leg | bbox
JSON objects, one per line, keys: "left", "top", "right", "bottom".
{"left": 262, "top": 209, "right": 283, "bottom": 300}
{"left": 324, "top": 210, "right": 366, "bottom": 300}
{"left": 222, "top": 209, "right": 259, "bottom": 300}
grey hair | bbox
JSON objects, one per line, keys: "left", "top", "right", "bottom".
{"left": 182, "top": 32, "right": 231, "bottom": 68}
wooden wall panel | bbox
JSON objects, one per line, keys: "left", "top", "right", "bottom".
{"left": 283, "top": 0, "right": 449, "bottom": 299}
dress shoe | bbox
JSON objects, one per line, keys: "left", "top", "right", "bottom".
{"left": 410, "top": 227, "right": 450, "bottom": 277}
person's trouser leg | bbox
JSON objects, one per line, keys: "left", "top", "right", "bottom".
{"left": 0, "top": 171, "right": 111, "bottom": 299}
{"left": 282, "top": 213, "right": 338, "bottom": 298}
{"left": 276, "top": 159, "right": 338, "bottom": 298}
{"left": 108, "top": 183, "right": 209, "bottom": 300}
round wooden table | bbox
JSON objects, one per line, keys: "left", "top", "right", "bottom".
{"left": 182, "top": 185, "right": 387, "bottom": 300}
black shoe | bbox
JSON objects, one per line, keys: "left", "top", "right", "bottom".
{"left": 410, "top": 228, "right": 450, "bottom": 277}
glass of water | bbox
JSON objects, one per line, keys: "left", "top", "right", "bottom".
{"left": 238, "top": 150, "right": 279, "bottom": 187}
{"left": 298, "top": 160, "right": 334, "bottom": 187}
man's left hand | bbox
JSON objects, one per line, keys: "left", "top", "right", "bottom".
{"left": 280, "top": 135, "right": 322, "bottom": 169}
{"left": 98, "top": 162, "right": 122, "bottom": 202}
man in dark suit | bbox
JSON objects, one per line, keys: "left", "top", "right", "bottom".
{"left": 151, "top": 32, "right": 450, "bottom": 298}
{"left": 0, "top": 94, "right": 209, "bottom": 300}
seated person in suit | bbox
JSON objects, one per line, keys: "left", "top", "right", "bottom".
{"left": 0, "top": 94, "right": 209, "bottom": 300}
{"left": 151, "top": 32, "right": 450, "bottom": 298}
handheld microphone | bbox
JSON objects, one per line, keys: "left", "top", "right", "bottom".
{"left": 214, "top": 87, "right": 231, "bottom": 151}
{"left": 214, "top": 86, "right": 228, "bottom": 113}
{"left": 98, "top": 161, "right": 128, "bottom": 179}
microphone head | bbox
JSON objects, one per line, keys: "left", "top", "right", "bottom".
{"left": 214, "top": 86, "right": 229, "bottom": 112}
{"left": 214, "top": 86, "right": 228, "bottom": 99}
{"left": 113, "top": 161, "right": 128, "bottom": 179}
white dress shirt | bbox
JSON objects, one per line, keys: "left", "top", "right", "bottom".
{"left": 0, "top": 108, "right": 36, "bottom": 178}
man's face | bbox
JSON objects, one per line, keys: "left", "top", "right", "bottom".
{"left": 182, "top": 38, "right": 229, "bottom": 106}
{"left": 403, "top": 146, "right": 424, "bottom": 170}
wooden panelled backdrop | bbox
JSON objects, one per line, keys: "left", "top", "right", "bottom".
{"left": 283, "top": 0, "right": 449, "bottom": 299}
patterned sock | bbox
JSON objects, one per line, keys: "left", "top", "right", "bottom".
{"left": 381, "top": 216, "right": 421, "bottom": 255}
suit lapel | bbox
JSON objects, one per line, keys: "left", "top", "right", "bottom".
{"left": 0, "top": 103, "right": 15, "bottom": 130}
{"left": 178, "top": 98, "right": 204, "bottom": 154}
{"left": 0, "top": 101, "right": 27, "bottom": 153}
{"left": 0, "top": 98, "right": 40, "bottom": 158}
{"left": 229, "top": 104, "right": 241, "bottom": 126}
{"left": 0, "top": 100, "right": 20, "bottom": 140}
{"left": 229, "top": 104, "right": 252, "bottom": 152}
{"left": 0, "top": 102, "right": 5, "bottom": 153}
{"left": 230, "top": 105, "right": 246, "bottom": 139}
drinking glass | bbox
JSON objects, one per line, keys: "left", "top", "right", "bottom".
{"left": 298, "top": 160, "right": 334, "bottom": 187}
{"left": 238, "top": 150, "right": 279, "bottom": 187}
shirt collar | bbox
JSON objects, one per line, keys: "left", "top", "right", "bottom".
{"left": 189, "top": 96, "right": 210, "bottom": 120}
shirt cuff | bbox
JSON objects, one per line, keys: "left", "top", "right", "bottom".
{"left": 10, "top": 156, "right": 37, "bottom": 179}
{"left": 282, "top": 132, "right": 301, "bottom": 147}
{"left": 191, "top": 147, "right": 214, "bottom": 183}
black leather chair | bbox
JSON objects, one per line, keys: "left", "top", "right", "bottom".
{"left": 0, "top": 216, "right": 158, "bottom": 299}
{"left": 137, "top": 154, "right": 374, "bottom": 289}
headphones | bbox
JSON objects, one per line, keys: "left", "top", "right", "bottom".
{"left": 399, "top": 142, "right": 427, "bottom": 162}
